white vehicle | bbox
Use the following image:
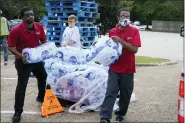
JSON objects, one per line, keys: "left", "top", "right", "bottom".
{"left": 131, "top": 21, "right": 146, "bottom": 31}
{"left": 8, "top": 19, "right": 22, "bottom": 31}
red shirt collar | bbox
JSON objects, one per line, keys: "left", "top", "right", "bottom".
{"left": 115, "top": 24, "right": 129, "bottom": 32}
{"left": 20, "top": 22, "right": 38, "bottom": 31}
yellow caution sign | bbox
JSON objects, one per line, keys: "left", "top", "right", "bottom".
{"left": 41, "top": 84, "right": 64, "bottom": 117}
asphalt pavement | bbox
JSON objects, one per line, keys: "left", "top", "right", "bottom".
{"left": 1, "top": 56, "right": 182, "bottom": 122}
{"left": 137, "top": 31, "right": 183, "bottom": 61}
{"left": 1, "top": 31, "right": 183, "bottom": 122}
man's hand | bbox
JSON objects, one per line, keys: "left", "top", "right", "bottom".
{"left": 111, "top": 36, "right": 139, "bottom": 53}
{"left": 111, "top": 36, "right": 121, "bottom": 42}
{"left": 95, "top": 61, "right": 101, "bottom": 65}
{"left": 66, "top": 40, "right": 73, "bottom": 46}
{"left": 41, "top": 40, "right": 48, "bottom": 44}
{"left": 60, "top": 42, "right": 67, "bottom": 47}
{"left": 21, "top": 56, "right": 29, "bottom": 64}
{"left": 8, "top": 47, "right": 30, "bottom": 63}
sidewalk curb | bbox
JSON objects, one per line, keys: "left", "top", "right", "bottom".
{"left": 136, "top": 61, "right": 178, "bottom": 67}
{"left": 1, "top": 52, "right": 12, "bottom": 55}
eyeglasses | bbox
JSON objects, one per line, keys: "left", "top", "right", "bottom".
{"left": 24, "top": 13, "right": 34, "bottom": 17}
{"left": 68, "top": 21, "right": 75, "bottom": 23}
{"left": 119, "top": 15, "right": 130, "bottom": 19}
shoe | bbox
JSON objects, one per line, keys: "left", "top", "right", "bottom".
{"left": 115, "top": 116, "right": 124, "bottom": 122}
{"left": 36, "top": 97, "right": 44, "bottom": 103}
{"left": 29, "top": 73, "right": 36, "bottom": 78}
{"left": 12, "top": 112, "right": 21, "bottom": 123}
{"left": 99, "top": 118, "right": 110, "bottom": 123}
{"left": 4, "top": 61, "right": 7, "bottom": 65}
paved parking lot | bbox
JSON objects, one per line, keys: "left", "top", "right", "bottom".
{"left": 137, "top": 31, "right": 183, "bottom": 61}
{"left": 1, "top": 56, "right": 182, "bottom": 122}
{"left": 1, "top": 31, "right": 183, "bottom": 122}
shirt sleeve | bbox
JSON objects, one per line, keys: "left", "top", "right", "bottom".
{"left": 131, "top": 29, "right": 141, "bottom": 47}
{"left": 71, "top": 27, "right": 80, "bottom": 43}
{"left": 8, "top": 29, "right": 18, "bottom": 47}
{"left": 40, "top": 25, "right": 47, "bottom": 42}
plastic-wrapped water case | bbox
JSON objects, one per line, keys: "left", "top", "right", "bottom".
{"left": 22, "top": 42, "right": 57, "bottom": 63}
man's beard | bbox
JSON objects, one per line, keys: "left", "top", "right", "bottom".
{"left": 27, "top": 19, "right": 34, "bottom": 24}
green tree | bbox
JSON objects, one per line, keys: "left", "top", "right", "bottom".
{"left": 0, "top": 0, "right": 46, "bottom": 21}
{"left": 96, "top": 0, "right": 133, "bottom": 34}
{"left": 96, "top": 0, "right": 120, "bottom": 34}
{"left": 154, "top": 0, "right": 184, "bottom": 21}
{"left": 133, "top": 0, "right": 184, "bottom": 28}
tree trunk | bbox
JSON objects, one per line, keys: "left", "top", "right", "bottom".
{"left": 146, "top": 19, "right": 149, "bottom": 29}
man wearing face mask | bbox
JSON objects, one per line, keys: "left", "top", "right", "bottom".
{"left": 60, "top": 15, "right": 81, "bottom": 48}
{"left": 99, "top": 8, "right": 141, "bottom": 123}
{"left": 8, "top": 6, "right": 47, "bottom": 123}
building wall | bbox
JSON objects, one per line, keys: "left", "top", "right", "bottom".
{"left": 152, "top": 21, "right": 184, "bottom": 33}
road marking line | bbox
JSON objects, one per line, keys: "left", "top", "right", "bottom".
{"left": 1, "top": 110, "right": 41, "bottom": 115}
{"left": 1, "top": 77, "right": 36, "bottom": 80}
{"left": 1, "top": 78, "right": 137, "bottom": 81}
{"left": 1, "top": 64, "right": 13, "bottom": 66}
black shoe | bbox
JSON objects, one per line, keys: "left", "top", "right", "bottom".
{"left": 115, "top": 116, "right": 124, "bottom": 122}
{"left": 36, "top": 97, "right": 44, "bottom": 103}
{"left": 100, "top": 118, "right": 110, "bottom": 123}
{"left": 12, "top": 112, "right": 21, "bottom": 123}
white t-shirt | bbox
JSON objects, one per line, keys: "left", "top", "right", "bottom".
{"left": 62, "top": 26, "right": 81, "bottom": 48}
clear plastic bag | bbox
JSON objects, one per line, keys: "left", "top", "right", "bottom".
{"left": 25, "top": 37, "right": 125, "bottom": 113}
{"left": 22, "top": 42, "right": 56, "bottom": 63}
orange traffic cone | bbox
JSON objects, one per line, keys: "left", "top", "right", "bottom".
{"left": 41, "top": 84, "right": 64, "bottom": 117}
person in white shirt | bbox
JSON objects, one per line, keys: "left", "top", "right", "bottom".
{"left": 61, "top": 15, "right": 81, "bottom": 48}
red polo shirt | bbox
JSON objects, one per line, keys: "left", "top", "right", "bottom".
{"left": 109, "top": 25, "right": 141, "bottom": 74}
{"left": 8, "top": 22, "right": 46, "bottom": 59}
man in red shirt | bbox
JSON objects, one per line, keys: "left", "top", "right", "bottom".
{"left": 8, "top": 6, "right": 47, "bottom": 123}
{"left": 99, "top": 8, "right": 141, "bottom": 123}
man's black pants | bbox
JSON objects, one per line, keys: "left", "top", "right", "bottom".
{"left": 100, "top": 70, "right": 134, "bottom": 119}
{"left": 14, "top": 59, "right": 47, "bottom": 113}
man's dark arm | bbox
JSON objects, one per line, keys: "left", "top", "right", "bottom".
{"left": 41, "top": 40, "right": 48, "bottom": 44}
{"left": 8, "top": 47, "right": 29, "bottom": 64}
{"left": 118, "top": 39, "right": 138, "bottom": 53}
{"left": 111, "top": 36, "right": 138, "bottom": 53}
{"left": 8, "top": 47, "right": 23, "bottom": 58}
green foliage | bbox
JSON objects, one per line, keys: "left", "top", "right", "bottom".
{"left": 95, "top": 0, "right": 119, "bottom": 34}
{"left": 136, "top": 56, "right": 169, "bottom": 63}
{"left": 133, "top": 0, "right": 184, "bottom": 21}
{"left": 96, "top": 0, "right": 134, "bottom": 34}
{"left": 155, "top": 0, "right": 184, "bottom": 21}
{"left": 0, "top": 0, "right": 46, "bottom": 21}
{"left": 0, "top": 0, "right": 183, "bottom": 32}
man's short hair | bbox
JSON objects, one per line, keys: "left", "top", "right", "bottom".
{"left": 117, "top": 8, "right": 130, "bottom": 17}
{"left": 68, "top": 15, "right": 77, "bottom": 21}
{"left": 20, "top": 6, "right": 33, "bottom": 17}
